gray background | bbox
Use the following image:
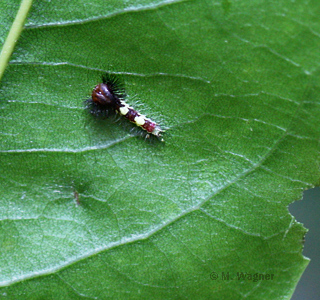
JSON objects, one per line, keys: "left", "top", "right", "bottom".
{"left": 290, "top": 187, "right": 320, "bottom": 300}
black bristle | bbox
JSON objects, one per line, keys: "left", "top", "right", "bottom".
{"left": 84, "top": 98, "right": 113, "bottom": 117}
{"left": 102, "top": 73, "right": 126, "bottom": 99}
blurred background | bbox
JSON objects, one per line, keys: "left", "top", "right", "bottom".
{"left": 290, "top": 187, "right": 320, "bottom": 300}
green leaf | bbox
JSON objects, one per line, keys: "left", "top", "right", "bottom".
{"left": 0, "top": 0, "right": 319, "bottom": 299}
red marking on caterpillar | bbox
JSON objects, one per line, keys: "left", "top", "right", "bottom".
{"left": 86, "top": 73, "right": 164, "bottom": 140}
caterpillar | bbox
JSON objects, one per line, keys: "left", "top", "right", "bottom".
{"left": 86, "top": 73, "right": 163, "bottom": 140}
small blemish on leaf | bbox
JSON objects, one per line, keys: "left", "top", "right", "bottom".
{"left": 73, "top": 189, "right": 80, "bottom": 206}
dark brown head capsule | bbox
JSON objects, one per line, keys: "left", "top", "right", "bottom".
{"left": 91, "top": 83, "right": 116, "bottom": 106}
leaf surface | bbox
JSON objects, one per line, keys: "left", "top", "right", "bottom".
{"left": 0, "top": 0, "right": 319, "bottom": 299}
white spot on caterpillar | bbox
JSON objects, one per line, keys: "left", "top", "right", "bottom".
{"left": 134, "top": 115, "right": 145, "bottom": 126}
{"left": 119, "top": 105, "right": 129, "bottom": 115}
